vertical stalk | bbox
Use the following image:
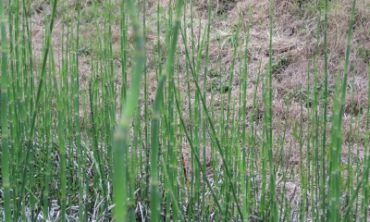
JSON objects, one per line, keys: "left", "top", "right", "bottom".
{"left": 112, "top": 0, "right": 145, "bottom": 220}
{"left": 328, "top": 0, "right": 356, "bottom": 220}
{"left": 0, "top": 0, "right": 11, "bottom": 220}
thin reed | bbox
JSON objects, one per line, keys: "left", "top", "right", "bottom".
{"left": 0, "top": 0, "right": 368, "bottom": 221}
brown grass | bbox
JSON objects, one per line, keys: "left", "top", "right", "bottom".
{"left": 30, "top": 0, "right": 369, "bottom": 171}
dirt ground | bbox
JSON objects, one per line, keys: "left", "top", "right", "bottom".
{"left": 30, "top": 0, "right": 370, "bottom": 119}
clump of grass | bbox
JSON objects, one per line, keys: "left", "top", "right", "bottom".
{"left": 271, "top": 56, "right": 289, "bottom": 74}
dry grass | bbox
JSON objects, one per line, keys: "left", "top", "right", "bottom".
{"left": 30, "top": 0, "right": 369, "bottom": 198}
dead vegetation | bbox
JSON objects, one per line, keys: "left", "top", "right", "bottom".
{"left": 28, "top": 0, "right": 369, "bottom": 164}
{"left": 24, "top": 0, "right": 369, "bottom": 219}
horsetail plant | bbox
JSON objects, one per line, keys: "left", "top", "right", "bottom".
{"left": 0, "top": 0, "right": 368, "bottom": 221}
{"left": 112, "top": 0, "right": 145, "bottom": 220}
{"left": 0, "top": 0, "right": 11, "bottom": 220}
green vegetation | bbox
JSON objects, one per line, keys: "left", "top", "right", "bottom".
{"left": 0, "top": 0, "right": 369, "bottom": 221}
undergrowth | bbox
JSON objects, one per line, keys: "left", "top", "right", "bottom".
{"left": 0, "top": 0, "right": 369, "bottom": 221}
